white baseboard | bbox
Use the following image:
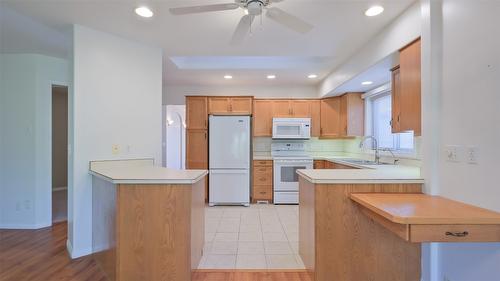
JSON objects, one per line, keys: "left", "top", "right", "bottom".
{"left": 66, "top": 240, "right": 93, "bottom": 259}
{"left": 0, "top": 222, "right": 51, "bottom": 229}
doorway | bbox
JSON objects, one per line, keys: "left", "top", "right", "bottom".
{"left": 52, "top": 85, "right": 68, "bottom": 223}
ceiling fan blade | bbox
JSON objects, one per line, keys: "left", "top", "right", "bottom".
{"left": 265, "top": 7, "right": 313, "bottom": 34}
{"left": 169, "top": 3, "right": 239, "bottom": 15}
{"left": 230, "top": 15, "right": 255, "bottom": 45}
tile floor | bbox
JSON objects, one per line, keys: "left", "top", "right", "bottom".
{"left": 199, "top": 204, "right": 305, "bottom": 270}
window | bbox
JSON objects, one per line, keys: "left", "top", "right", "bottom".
{"left": 371, "top": 93, "right": 414, "bottom": 151}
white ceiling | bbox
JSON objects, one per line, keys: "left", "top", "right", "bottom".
{"left": 2, "top": 0, "right": 415, "bottom": 87}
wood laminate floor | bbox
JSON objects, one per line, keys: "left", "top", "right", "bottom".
{"left": 0, "top": 222, "right": 311, "bottom": 281}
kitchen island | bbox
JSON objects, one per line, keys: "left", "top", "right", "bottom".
{"left": 89, "top": 159, "right": 207, "bottom": 281}
{"left": 297, "top": 165, "right": 424, "bottom": 281}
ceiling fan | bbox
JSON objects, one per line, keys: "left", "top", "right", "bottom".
{"left": 169, "top": 0, "right": 314, "bottom": 44}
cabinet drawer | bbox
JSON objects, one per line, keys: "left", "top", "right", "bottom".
{"left": 253, "top": 170, "right": 272, "bottom": 185}
{"left": 253, "top": 185, "right": 272, "bottom": 200}
{"left": 410, "top": 224, "right": 500, "bottom": 243}
{"left": 254, "top": 160, "right": 272, "bottom": 166}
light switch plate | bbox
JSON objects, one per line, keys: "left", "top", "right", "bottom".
{"left": 445, "top": 145, "right": 461, "bottom": 162}
{"left": 112, "top": 144, "right": 120, "bottom": 155}
{"left": 466, "top": 145, "right": 478, "bottom": 164}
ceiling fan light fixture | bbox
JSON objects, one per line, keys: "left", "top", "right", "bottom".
{"left": 365, "top": 6, "right": 384, "bottom": 17}
{"left": 135, "top": 6, "right": 154, "bottom": 18}
{"left": 247, "top": 0, "right": 264, "bottom": 16}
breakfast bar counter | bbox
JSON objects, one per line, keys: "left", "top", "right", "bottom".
{"left": 90, "top": 159, "right": 207, "bottom": 281}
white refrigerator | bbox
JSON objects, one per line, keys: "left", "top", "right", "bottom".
{"left": 209, "top": 115, "right": 250, "bottom": 206}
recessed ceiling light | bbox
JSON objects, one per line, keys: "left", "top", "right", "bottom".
{"left": 308, "top": 74, "right": 318, "bottom": 79}
{"left": 135, "top": 6, "right": 154, "bottom": 18}
{"left": 365, "top": 6, "right": 384, "bottom": 17}
{"left": 267, "top": 75, "right": 276, "bottom": 79}
{"left": 224, "top": 75, "right": 233, "bottom": 79}
{"left": 361, "top": 81, "right": 373, "bottom": 85}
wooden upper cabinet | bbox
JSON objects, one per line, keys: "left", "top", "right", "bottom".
{"left": 253, "top": 100, "right": 273, "bottom": 136}
{"left": 320, "top": 97, "right": 341, "bottom": 138}
{"left": 391, "top": 65, "right": 401, "bottom": 133}
{"left": 290, "top": 100, "right": 311, "bottom": 117}
{"left": 272, "top": 100, "right": 292, "bottom": 117}
{"left": 186, "top": 129, "right": 208, "bottom": 169}
{"left": 310, "top": 100, "right": 321, "bottom": 137}
{"left": 208, "top": 97, "right": 253, "bottom": 115}
{"left": 230, "top": 97, "right": 253, "bottom": 114}
{"left": 340, "top": 93, "right": 364, "bottom": 137}
{"left": 398, "top": 38, "right": 421, "bottom": 136}
{"left": 186, "top": 96, "right": 208, "bottom": 130}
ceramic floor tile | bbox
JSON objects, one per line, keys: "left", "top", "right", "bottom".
{"left": 214, "top": 232, "right": 238, "bottom": 242}
{"left": 239, "top": 223, "right": 261, "bottom": 233}
{"left": 211, "top": 241, "right": 238, "bottom": 254}
{"left": 286, "top": 232, "right": 299, "bottom": 242}
{"left": 264, "top": 241, "right": 293, "bottom": 255}
{"left": 205, "top": 232, "right": 215, "bottom": 242}
{"left": 199, "top": 254, "right": 236, "bottom": 269}
{"left": 238, "top": 241, "right": 265, "bottom": 254}
{"left": 236, "top": 254, "right": 267, "bottom": 269}
{"left": 261, "top": 224, "right": 284, "bottom": 233}
{"left": 289, "top": 241, "right": 299, "bottom": 254}
{"left": 266, "top": 254, "right": 303, "bottom": 269}
{"left": 263, "top": 232, "right": 288, "bottom": 242}
{"left": 238, "top": 231, "right": 263, "bottom": 242}
{"left": 222, "top": 210, "right": 241, "bottom": 218}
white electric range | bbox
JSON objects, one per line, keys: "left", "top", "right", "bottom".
{"left": 271, "top": 142, "right": 313, "bottom": 204}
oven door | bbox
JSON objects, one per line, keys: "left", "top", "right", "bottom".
{"left": 273, "top": 160, "right": 312, "bottom": 192}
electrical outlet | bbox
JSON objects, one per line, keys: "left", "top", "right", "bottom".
{"left": 112, "top": 144, "right": 120, "bottom": 155}
{"left": 466, "top": 145, "right": 478, "bottom": 164}
{"left": 445, "top": 145, "right": 461, "bottom": 162}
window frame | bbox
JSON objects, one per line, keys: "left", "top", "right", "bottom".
{"left": 369, "top": 90, "right": 414, "bottom": 153}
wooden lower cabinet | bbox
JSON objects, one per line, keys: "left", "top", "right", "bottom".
{"left": 299, "top": 179, "right": 422, "bottom": 281}
{"left": 252, "top": 160, "right": 273, "bottom": 202}
{"left": 313, "top": 160, "right": 325, "bottom": 169}
{"left": 186, "top": 129, "right": 208, "bottom": 201}
{"left": 314, "top": 160, "right": 358, "bottom": 170}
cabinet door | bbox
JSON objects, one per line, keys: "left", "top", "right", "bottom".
{"left": 345, "top": 93, "right": 364, "bottom": 137}
{"left": 186, "top": 96, "right": 208, "bottom": 130}
{"left": 272, "top": 100, "right": 292, "bottom": 117}
{"left": 186, "top": 129, "right": 208, "bottom": 169}
{"left": 391, "top": 66, "right": 401, "bottom": 133}
{"left": 320, "top": 98, "right": 341, "bottom": 137}
{"left": 230, "top": 97, "right": 253, "bottom": 114}
{"left": 339, "top": 95, "right": 348, "bottom": 136}
{"left": 310, "top": 100, "right": 321, "bottom": 137}
{"left": 291, "top": 100, "right": 311, "bottom": 117}
{"left": 253, "top": 100, "right": 273, "bottom": 136}
{"left": 208, "top": 97, "right": 230, "bottom": 114}
{"left": 399, "top": 38, "right": 421, "bottom": 136}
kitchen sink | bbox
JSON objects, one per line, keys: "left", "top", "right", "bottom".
{"left": 337, "top": 159, "right": 391, "bottom": 165}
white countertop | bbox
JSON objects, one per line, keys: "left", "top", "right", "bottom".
{"left": 89, "top": 159, "right": 207, "bottom": 185}
{"left": 297, "top": 165, "right": 423, "bottom": 184}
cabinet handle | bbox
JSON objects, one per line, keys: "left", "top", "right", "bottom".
{"left": 397, "top": 115, "right": 400, "bottom": 122}
{"left": 445, "top": 231, "right": 469, "bottom": 237}
{"left": 259, "top": 191, "right": 266, "bottom": 194}
{"left": 204, "top": 132, "right": 207, "bottom": 139}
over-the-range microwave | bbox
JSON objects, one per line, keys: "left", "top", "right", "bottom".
{"left": 272, "top": 118, "right": 311, "bottom": 140}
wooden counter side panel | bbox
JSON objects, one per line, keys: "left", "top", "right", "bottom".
{"left": 116, "top": 184, "right": 192, "bottom": 281}
{"left": 191, "top": 180, "right": 205, "bottom": 269}
{"left": 313, "top": 184, "right": 422, "bottom": 281}
{"left": 299, "top": 178, "right": 315, "bottom": 278}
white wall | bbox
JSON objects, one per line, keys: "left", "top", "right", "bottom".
{"left": 435, "top": 1, "right": 500, "bottom": 280}
{"left": 0, "top": 54, "right": 69, "bottom": 228}
{"left": 163, "top": 84, "right": 318, "bottom": 105}
{"left": 319, "top": 1, "right": 421, "bottom": 97}
{"left": 69, "top": 25, "right": 163, "bottom": 258}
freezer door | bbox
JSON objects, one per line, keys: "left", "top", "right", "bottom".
{"left": 209, "top": 169, "right": 250, "bottom": 205}
{"left": 209, "top": 116, "right": 250, "bottom": 169}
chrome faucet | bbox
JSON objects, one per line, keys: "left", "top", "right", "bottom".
{"left": 359, "top": 136, "right": 380, "bottom": 164}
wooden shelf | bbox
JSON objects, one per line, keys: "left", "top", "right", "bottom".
{"left": 351, "top": 193, "right": 500, "bottom": 242}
